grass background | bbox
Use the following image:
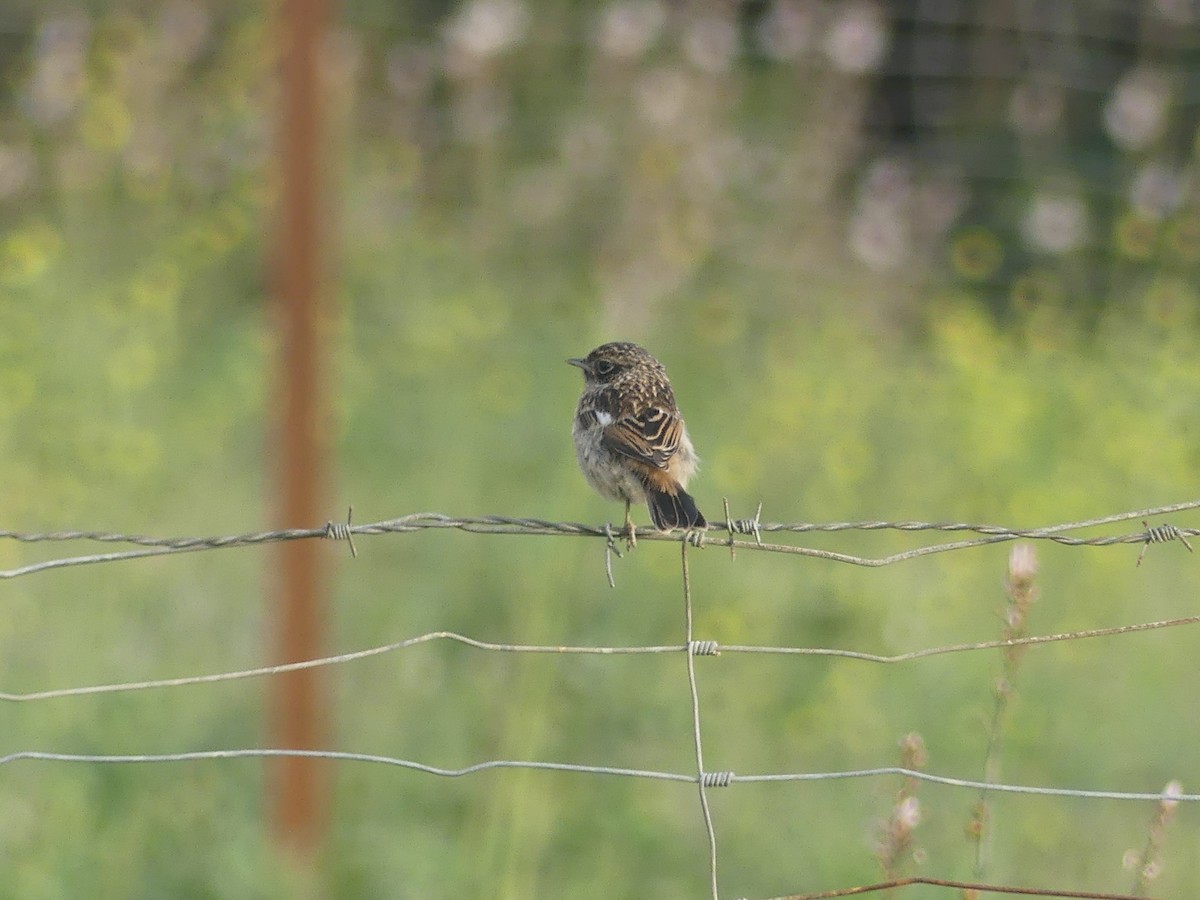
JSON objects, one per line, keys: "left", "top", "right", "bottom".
{"left": 2, "top": 1, "right": 1200, "bottom": 897}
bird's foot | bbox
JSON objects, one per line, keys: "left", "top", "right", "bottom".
{"left": 603, "top": 522, "right": 624, "bottom": 560}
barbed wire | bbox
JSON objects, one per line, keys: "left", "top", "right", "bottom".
{"left": 1, "top": 498, "right": 1198, "bottom": 579}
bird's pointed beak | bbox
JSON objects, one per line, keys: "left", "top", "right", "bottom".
{"left": 566, "top": 357, "right": 588, "bottom": 370}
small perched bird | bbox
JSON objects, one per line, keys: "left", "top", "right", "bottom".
{"left": 568, "top": 342, "right": 706, "bottom": 544}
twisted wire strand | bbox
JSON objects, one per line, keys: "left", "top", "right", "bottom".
{"left": 2, "top": 499, "right": 1198, "bottom": 579}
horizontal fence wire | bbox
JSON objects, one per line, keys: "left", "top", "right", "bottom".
{"left": 2, "top": 616, "right": 1197, "bottom": 702}
{"left": 2, "top": 499, "right": 1197, "bottom": 899}
{"left": 1, "top": 498, "right": 1198, "bottom": 579}
{"left": 0, "top": 750, "right": 1194, "bottom": 805}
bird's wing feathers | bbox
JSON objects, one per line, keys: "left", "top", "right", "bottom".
{"left": 601, "top": 406, "right": 682, "bottom": 471}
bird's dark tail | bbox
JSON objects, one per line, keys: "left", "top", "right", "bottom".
{"left": 647, "top": 487, "right": 706, "bottom": 531}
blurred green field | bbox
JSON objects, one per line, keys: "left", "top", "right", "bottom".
{"left": 3, "top": 2, "right": 1200, "bottom": 898}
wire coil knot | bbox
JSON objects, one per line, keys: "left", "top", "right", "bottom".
{"left": 1137, "top": 520, "right": 1194, "bottom": 567}
{"left": 324, "top": 507, "right": 358, "bottom": 558}
{"left": 721, "top": 499, "right": 763, "bottom": 559}
{"left": 700, "top": 771, "right": 734, "bottom": 787}
{"left": 688, "top": 640, "right": 720, "bottom": 657}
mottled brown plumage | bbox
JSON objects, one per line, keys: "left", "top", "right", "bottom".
{"left": 568, "top": 342, "right": 706, "bottom": 544}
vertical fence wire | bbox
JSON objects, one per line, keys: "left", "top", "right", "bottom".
{"left": 682, "top": 539, "right": 720, "bottom": 898}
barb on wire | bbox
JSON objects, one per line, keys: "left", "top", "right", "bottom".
{"left": 2, "top": 500, "right": 1199, "bottom": 579}
{"left": 723, "top": 498, "right": 763, "bottom": 549}
{"left": 722, "top": 498, "right": 738, "bottom": 560}
{"left": 1136, "top": 520, "right": 1193, "bottom": 567}
{"left": 323, "top": 506, "right": 357, "bottom": 558}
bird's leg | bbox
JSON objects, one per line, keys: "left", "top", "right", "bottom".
{"left": 623, "top": 499, "right": 637, "bottom": 550}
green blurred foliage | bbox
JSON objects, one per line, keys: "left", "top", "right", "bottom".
{"left": 2, "top": 1, "right": 1200, "bottom": 898}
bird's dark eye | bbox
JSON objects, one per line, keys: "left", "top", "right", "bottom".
{"left": 594, "top": 360, "right": 616, "bottom": 377}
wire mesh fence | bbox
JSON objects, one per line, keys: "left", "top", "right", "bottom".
{"left": 5, "top": 1, "right": 1200, "bottom": 896}
{"left": 2, "top": 499, "right": 1198, "bottom": 898}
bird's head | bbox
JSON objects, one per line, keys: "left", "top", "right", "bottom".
{"left": 566, "top": 342, "right": 660, "bottom": 386}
